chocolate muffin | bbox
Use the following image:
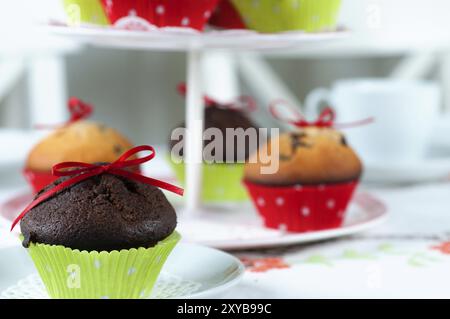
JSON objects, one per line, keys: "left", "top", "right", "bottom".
{"left": 20, "top": 173, "right": 177, "bottom": 252}
{"left": 169, "top": 105, "right": 259, "bottom": 162}
{"left": 244, "top": 127, "right": 362, "bottom": 185}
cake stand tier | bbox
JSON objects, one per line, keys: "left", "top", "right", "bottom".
{"left": 42, "top": 25, "right": 348, "bottom": 51}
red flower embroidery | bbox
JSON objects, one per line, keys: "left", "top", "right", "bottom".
{"left": 240, "top": 257, "right": 290, "bottom": 273}
{"left": 432, "top": 242, "right": 450, "bottom": 255}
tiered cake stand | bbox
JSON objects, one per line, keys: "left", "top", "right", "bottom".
{"left": 36, "top": 26, "right": 388, "bottom": 249}
{"left": 44, "top": 25, "right": 347, "bottom": 211}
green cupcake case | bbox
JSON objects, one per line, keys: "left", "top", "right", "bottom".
{"left": 231, "top": 0, "right": 342, "bottom": 33}
{"left": 62, "top": 0, "right": 109, "bottom": 26}
{"left": 25, "top": 232, "right": 180, "bottom": 299}
{"left": 169, "top": 158, "right": 248, "bottom": 203}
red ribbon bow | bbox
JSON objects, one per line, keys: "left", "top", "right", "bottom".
{"left": 35, "top": 97, "right": 93, "bottom": 129}
{"left": 67, "top": 97, "right": 93, "bottom": 123}
{"left": 269, "top": 100, "right": 374, "bottom": 129}
{"left": 177, "top": 83, "right": 257, "bottom": 112}
{"left": 11, "top": 145, "right": 184, "bottom": 231}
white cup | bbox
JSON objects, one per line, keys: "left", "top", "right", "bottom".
{"left": 305, "top": 79, "right": 441, "bottom": 165}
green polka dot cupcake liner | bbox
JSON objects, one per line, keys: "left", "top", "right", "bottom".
{"left": 25, "top": 232, "right": 180, "bottom": 299}
{"left": 168, "top": 158, "right": 248, "bottom": 203}
{"left": 231, "top": 0, "right": 342, "bottom": 33}
{"left": 62, "top": 0, "right": 110, "bottom": 26}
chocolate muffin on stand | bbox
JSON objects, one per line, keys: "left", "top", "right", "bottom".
{"left": 168, "top": 85, "right": 260, "bottom": 203}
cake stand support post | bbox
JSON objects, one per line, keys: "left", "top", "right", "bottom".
{"left": 28, "top": 55, "right": 67, "bottom": 127}
{"left": 184, "top": 49, "right": 205, "bottom": 215}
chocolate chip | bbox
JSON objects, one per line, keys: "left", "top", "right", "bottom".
{"left": 340, "top": 136, "right": 348, "bottom": 147}
{"left": 98, "top": 124, "right": 108, "bottom": 132}
{"left": 113, "top": 144, "right": 123, "bottom": 155}
{"left": 291, "top": 133, "right": 311, "bottom": 151}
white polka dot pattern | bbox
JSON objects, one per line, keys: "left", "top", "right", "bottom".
{"left": 327, "top": 199, "right": 336, "bottom": 209}
{"left": 276, "top": 197, "right": 285, "bottom": 206}
{"left": 245, "top": 180, "right": 358, "bottom": 232}
{"left": 156, "top": 5, "right": 165, "bottom": 15}
{"left": 257, "top": 197, "right": 265, "bottom": 207}
{"left": 301, "top": 206, "right": 310, "bottom": 217}
{"left": 105, "top": 0, "right": 219, "bottom": 31}
{"left": 181, "top": 17, "right": 190, "bottom": 26}
{"left": 229, "top": 0, "right": 339, "bottom": 33}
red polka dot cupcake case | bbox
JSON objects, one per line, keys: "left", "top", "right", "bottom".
{"left": 100, "top": 0, "right": 220, "bottom": 31}
{"left": 244, "top": 180, "right": 359, "bottom": 233}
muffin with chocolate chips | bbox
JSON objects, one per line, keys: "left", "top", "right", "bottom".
{"left": 169, "top": 104, "right": 260, "bottom": 203}
{"left": 243, "top": 127, "right": 362, "bottom": 233}
{"left": 20, "top": 171, "right": 180, "bottom": 299}
{"left": 24, "top": 121, "right": 136, "bottom": 192}
{"left": 245, "top": 127, "right": 362, "bottom": 185}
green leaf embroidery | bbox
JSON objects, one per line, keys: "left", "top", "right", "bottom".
{"left": 377, "top": 243, "right": 406, "bottom": 255}
{"left": 304, "top": 255, "right": 333, "bottom": 267}
{"left": 408, "top": 252, "right": 441, "bottom": 267}
{"left": 342, "top": 249, "right": 377, "bottom": 260}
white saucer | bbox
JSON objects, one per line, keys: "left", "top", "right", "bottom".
{"left": 0, "top": 243, "right": 244, "bottom": 299}
{"left": 178, "top": 193, "right": 388, "bottom": 250}
{"left": 363, "top": 146, "right": 450, "bottom": 184}
{"left": 363, "top": 117, "right": 450, "bottom": 184}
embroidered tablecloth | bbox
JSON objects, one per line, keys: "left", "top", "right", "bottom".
{"left": 224, "top": 183, "right": 450, "bottom": 299}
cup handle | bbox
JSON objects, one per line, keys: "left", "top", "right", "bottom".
{"left": 305, "top": 88, "right": 332, "bottom": 118}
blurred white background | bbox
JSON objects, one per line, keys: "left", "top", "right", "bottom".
{"left": 2, "top": 0, "right": 450, "bottom": 186}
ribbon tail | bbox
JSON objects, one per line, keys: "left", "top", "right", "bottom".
{"left": 111, "top": 169, "right": 184, "bottom": 196}
{"left": 11, "top": 171, "right": 99, "bottom": 231}
{"left": 334, "top": 117, "right": 375, "bottom": 129}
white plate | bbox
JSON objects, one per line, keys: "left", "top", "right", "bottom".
{"left": 0, "top": 243, "right": 244, "bottom": 299}
{"left": 177, "top": 193, "right": 388, "bottom": 250}
{"left": 0, "top": 192, "right": 387, "bottom": 250}
{"left": 42, "top": 24, "right": 347, "bottom": 51}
